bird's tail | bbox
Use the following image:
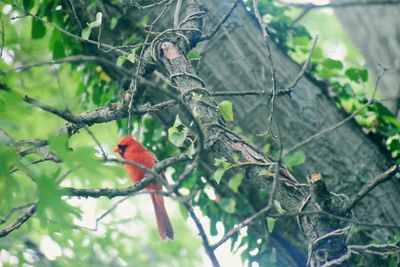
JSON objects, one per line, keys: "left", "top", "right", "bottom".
{"left": 150, "top": 193, "right": 174, "bottom": 240}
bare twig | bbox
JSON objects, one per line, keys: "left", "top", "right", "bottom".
{"left": 281, "top": 209, "right": 400, "bottom": 230}
{"left": 0, "top": 203, "right": 35, "bottom": 225}
{"left": 83, "top": 125, "right": 107, "bottom": 160}
{"left": 5, "top": 2, "right": 129, "bottom": 56}
{"left": 286, "top": 35, "right": 318, "bottom": 91}
{"left": 0, "top": 203, "right": 36, "bottom": 238}
{"left": 185, "top": 203, "right": 220, "bottom": 267}
{"left": 173, "top": 0, "right": 182, "bottom": 28}
{"left": 284, "top": 100, "right": 374, "bottom": 156}
{"left": 211, "top": 200, "right": 273, "bottom": 250}
{"left": 127, "top": 0, "right": 174, "bottom": 133}
{"left": 131, "top": 0, "right": 171, "bottom": 9}
{"left": 0, "top": 55, "right": 131, "bottom": 76}
{"left": 23, "top": 95, "right": 81, "bottom": 123}
{"left": 349, "top": 242, "right": 400, "bottom": 256}
{"left": 253, "top": 0, "right": 278, "bottom": 137}
{"left": 211, "top": 88, "right": 293, "bottom": 97}
{"left": 0, "top": 17, "right": 4, "bottom": 58}
{"left": 199, "top": 0, "right": 241, "bottom": 41}
{"left": 64, "top": 154, "right": 189, "bottom": 199}
{"left": 67, "top": 0, "right": 83, "bottom": 30}
{"left": 342, "top": 165, "right": 399, "bottom": 214}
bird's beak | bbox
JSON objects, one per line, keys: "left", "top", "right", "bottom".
{"left": 113, "top": 146, "right": 120, "bottom": 153}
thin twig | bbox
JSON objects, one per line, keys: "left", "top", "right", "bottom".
{"left": 0, "top": 203, "right": 35, "bottom": 225}
{"left": 127, "top": 1, "right": 174, "bottom": 133}
{"left": 0, "top": 17, "right": 4, "bottom": 58}
{"left": 5, "top": 2, "right": 129, "bottom": 56}
{"left": 211, "top": 88, "right": 292, "bottom": 97}
{"left": 342, "top": 165, "right": 399, "bottom": 214}
{"left": 64, "top": 155, "right": 189, "bottom": 199}
{"left": 183, "top": 201, "right": 220, "bottom": 267}
{"left": 199, "top": 0, "right": 241, "bottom": 41}
{"left": 286, "top": 35, "right": 318, "bottom": 91}
{"left": 173, "top": 0, "right": 182, "bottom": 28}
{"left": 284, "top": 100, "right": 375, "bottom": 156}
{"left": 131, "top": 0, "right": 171, "bottom": 9}
{"left": 0, "top": 55, "right": 130, "bottom": 76}
{"left": 253, "top": 0, "right": 277, "bottom": 137}
{"left": 279, "top": 210, "right": 400, "bottom": 230}
{"left": 83, "top": 125, "right": 107, "bottom": 160}
{"left": 0, "top": 203, "right": 36, "bottom": 238}
{"left": 23, "top": 95, "right": 80, "bottom": 123}
{"left": 67, "top": 0, "right": 83, "bottom": 30}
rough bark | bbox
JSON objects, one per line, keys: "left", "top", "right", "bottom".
{"left": 195, "top": 1, "right": 400, "bottom": 264}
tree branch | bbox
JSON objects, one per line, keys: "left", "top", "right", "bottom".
{"left": 0, "top": 203, "right": 36, "bottom": 238}
{"left": 200, "top": 0, "right": 241, "bottom": 41}
{"left": 277, "top": 0, "right": 400, "bottom": 9}
{"left": 342, "top": 165, "right": 399, "bottom": 214}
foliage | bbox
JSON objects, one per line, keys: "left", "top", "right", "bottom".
{"left": 0, "top": 0, "right": 399, "bottom": 266}
{"left": 0, "top": 1, "right": 201, "bottom": 266}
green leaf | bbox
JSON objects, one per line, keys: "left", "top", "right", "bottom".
{"left": 323, "top": 58, "right": 343, "bottom": 69}
{"left": 173, "top": 114, "right": 183, "bottom": 127}
{"left": 218, "top": 100, "right": 234, "bottom": 122}
{"left": 262, "top": 143, "right": 271, "bottom": 154}
{"left": 31, "top": 18, "right": 46, "bottom": 39}
{"left": 228, "top": 173, "right": 244, "bottom": 193}
{"left": 81, "top": 27, "right": 91, "bottom": 40}
{"left": 267, "top": 217, "right": 276, "bottom": 233}
{"left": 283, "top": 151, "right": 306, "bottom": 170}
{"left": 168, "top": 115, "right": 188, "bottom": 147}
{"left": 214, "top": 168, "right": 225, "bottom": 183}
{"left": 187, "top": 140, "right": 195, "bottom": 159}
{"left": 36, "top": 174, "right": 81, "bottom": 225}
{"left": 292, "top": 36, "right": 309, "bottom": 47}
{"left": 48, "top": 134, "right": 69, "bottom": 158}
{"left": 168, "top": 127, "right": 186, "bottom": 147}
{"left": 210, "top": 220, "right": 218, "bottom": 236}
{"left": 258, "top": 165, "right": 274, "bottom": 177}
{"left": 345, "top": 68, "right": 368, "bottom": 82}
{"left": 116, "top": 56, "right": 126, "bottom": 67}
{"left": 52, "top": 39, "right": 65, "bottom": 59}
{"left": 23, "top": 0, "right": 34, "bottom": 11}
{"left": 219, "top": 198, "right": 236, "bottom": 214}
{"left": 178, "top": 203, "right": 189, "bottom": 220}
{"left": 187, "top": 50, "right": 200, "bottom": 60}
{"left": 214, "top": 157, "right": 227, "bottom": 167}
{"left": 127, "top": 52, "right": 136, "bottom": 64}
{"left": 88, "top": 12, "right": 103, "bottom": 28}
{"left": 273, "top": 200, "right": 285, "bottom": 215}
{"left": 110, "top": 16, "right": 120, "bottom": 30}
{"left": 192, "top": 93, "right": 203, "bottom": 101}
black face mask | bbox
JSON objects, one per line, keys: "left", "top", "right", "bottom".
{"left": 118, "top": 144, "right": 128, "bottom": 157}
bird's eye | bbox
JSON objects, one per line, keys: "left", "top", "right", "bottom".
{"left": 118, "top": 144, "right": 128, "bottom": 150}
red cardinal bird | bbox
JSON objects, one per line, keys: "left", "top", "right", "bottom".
{"left": 113, "top": 136, "right": 174, "bottom": 240}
